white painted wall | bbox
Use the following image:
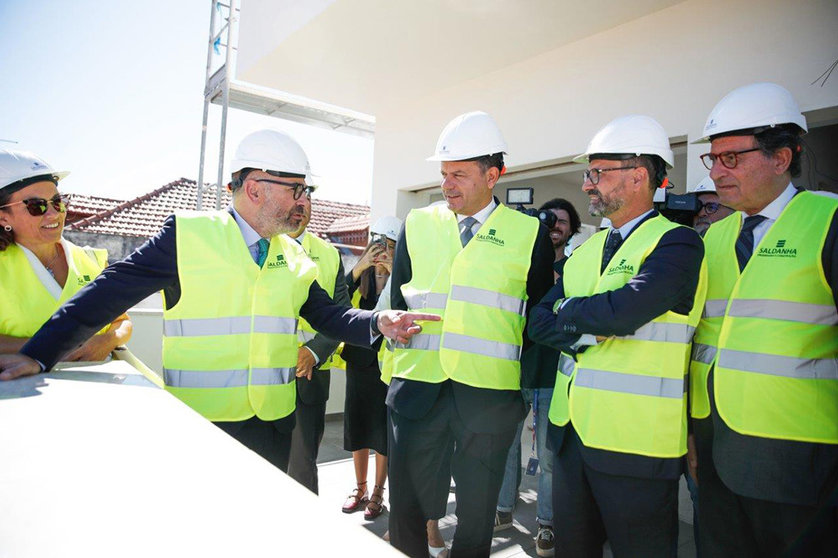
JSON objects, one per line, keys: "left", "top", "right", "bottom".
{"left": 369, "top": 0, "right": 838, "bottom": 221}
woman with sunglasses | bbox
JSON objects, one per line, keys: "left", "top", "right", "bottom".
{"left": 0, "top": 149, "right": 132, "bottom": 359}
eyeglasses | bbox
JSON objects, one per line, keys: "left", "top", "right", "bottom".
{"left": 583, "top": 166, "right": 637, "bottom": 185}
{"left": 699, "top": 147, "right": 761, "bottom": 170}
{"left": 698, "top": 200, "right": 727, "bottom": 215}
{"left": 0, "top": 194, "right": 68, "bottom": 216}
{"left": 253, "top": 178, "right": 314, "bottom": 200}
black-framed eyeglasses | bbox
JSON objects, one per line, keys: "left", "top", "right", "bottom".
{"left": 0, "top": 194, "right": 68, "bottom": 216}
{"left": 699, "top": 147, "right": 761, "bottom": 170}
{"left": 583, "top": 166, "right": 637, "bottom": 186}
{"left": 253, "top": 178, "right": 314, "bottom": 200}
{"left": 698, "top": 200, "right": 727, "bottom": 215}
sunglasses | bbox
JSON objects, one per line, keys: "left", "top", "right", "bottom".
{"left": 0, "top": 194, "right": 69, "bottom": 216}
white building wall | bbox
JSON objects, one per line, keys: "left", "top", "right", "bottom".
{"left": 370, "top": 0, "right": 838, "bottom": 221}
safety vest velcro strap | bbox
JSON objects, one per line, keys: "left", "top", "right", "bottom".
{"left": 718, "top": 349, "right": 838, "bottom": 380}
{"left": 558, "top": 354, "right": 575, "bottom": 377}
{"left": 298, "top": 329, "right": 316, "bottom": 343}
{"left": 449, "top": 285, "right": 526, "bottom": 315}
{"left": 442, "top": 332, "right": 521, "bottom": 361}
{"left": 691, "top": 343, "right": 717, "bottom": 365}
{"left": 622, "top": 322, "right": 695, "bottom": 343}
{"left": 398, "top": 333, "right": 441, "bottom": 351}
{"left": 703, "top": 299, "right": 728, "bottom": 318}
{"left": 250, "top": 367, "right": 296, "bottom": 385}
{"left": 164, "top": 316, "right": 252, "bottom": 337}
{"left": 252, "top": 316, "right": 298, "bottom": 334}
{"left": 164, "top": 368, "right": 249, "bottom": 388}
{"left": 403, "top": 291, "right": 448, "bottom": 310}
{"left": 727, "top": 299, "right": 838, "bottom": 326}
{"left": 575, "top": 368, "right": 686, "bottom": 399}
{"left": 164, "top": 316, "right": 298, "bottom": 336}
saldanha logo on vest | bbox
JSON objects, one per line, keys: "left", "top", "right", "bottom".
{"left": 267, "top": 254, "right": 288, "bottom": 269}
{"left": 475, "top": 228, "right": 505, "bottom": 246}
{"left": 606, "top": 258, "right": 634, "bottom": 276}
{"left": 757, "top": 239, "right": 797, "bottom": 258}
{"left": 77, "top": 274, "right": 92, "bottom": 285}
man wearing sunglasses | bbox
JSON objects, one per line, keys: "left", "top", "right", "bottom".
{"left": 689, "top": 83, "right": 838, "bottom": 557}
{"left": 0, "top": 129, "right": 438, "bottom": 473}
{"left": 528, "top": 115, "right": 706, "bottom": 557}
{"left": 690, "top": 175, "right": 734, "bottom": 236}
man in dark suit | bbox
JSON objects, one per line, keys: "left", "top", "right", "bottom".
{"left": 528, "top": 115, "right": 705, "bottom": 557}
{"left": 387, "top": 111, "right": 554, "bottom": 557}
{"left": 287, "top": 193, "right": 348, "bottom": 493}
{"left": 689, "top": 82, "right": 838, "bottom": 557}
{"left": 0, "top": 129, "right": 437, "bottom": 473}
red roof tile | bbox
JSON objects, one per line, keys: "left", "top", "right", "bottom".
{"left": 65, "top": 178, "right": 369, "bottom": 239}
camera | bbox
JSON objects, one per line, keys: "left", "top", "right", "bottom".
{"left": 654, "top": 189, "right": 700, "bottom": 227}
{"left": 506, "top": 187, "right": 556, "bottom": 229}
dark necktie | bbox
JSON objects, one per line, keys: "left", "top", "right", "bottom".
{"left": 735, "top": 215, "right": 767, "bottom": 271}
{"left": 600, "top": 229, "right": 623, "bottom": 273}
{"left": 255, "top": 238, "right": 270, "bottom": 267}
{"left": 460, "top": 216, "right": 478, "bottom": 247}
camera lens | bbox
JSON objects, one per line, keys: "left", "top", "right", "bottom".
{"left": 538, "top": 210, "right": 557, "bottom": 229}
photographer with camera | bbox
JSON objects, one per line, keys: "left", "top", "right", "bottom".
{"left": 690, "top": 175, "right": 734, "bottom": 236}
{"left": 538, "top": 198, "right": 581, "bottom": 279}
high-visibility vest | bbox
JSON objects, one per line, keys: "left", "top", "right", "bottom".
{"left": 393, "top": 203, "right": 539, "bottom": 390}
{"left": 549, "top": 215, "right": 707, "bottom": 458}
{"left": 295, "top": 232, "right": 341, "bottom": 368}
{"left": 378, "top": 339, "right": 394, "bottom": 385}
{"left": 162, "top": 211, "right": 317, "bottom": 422}
{"left": 0, "top": 240, "right": 107, "bottom": 337}
{"left": 693, "top": 192, "right": 838, "bottom": 443}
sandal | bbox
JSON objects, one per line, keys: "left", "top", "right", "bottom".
{"left": 342, "top": 481, "right": 369, "bottom": 514}
{"left": 364, "top": 484, "right": 387, "bottom": 520}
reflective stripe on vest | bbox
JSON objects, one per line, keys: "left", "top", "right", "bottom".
{"left": 393, "top": 203, "right": 538, "bottom": 389}
{"left": 691, "top": 343, "right": 716, "bottom": 365}
{"left": 163, "top": 211, "right": 316, "bottom": 422}
{"left": 549, "top": 215, "right": 705, "bottom": 458}
{"left": 703, "top": 299, "right": 728, "bottom": 318}
{"left": 702, "top": 192, "right": 838, "bottom": 442}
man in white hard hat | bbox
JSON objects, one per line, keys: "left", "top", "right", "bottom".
{"left": 387, "top": 111, "right": 554, "bottom": 557}
{"left": 0, "top": 129, "right": 438, "bottom": 472}
{"left": 286, "top": 189, "right": 349, "bottom": 494}
{"left": 689, "top": 82, "right": 837, "bottom": 557}
{"left": 690, "top": 175, "right": 734, "bottom": 235}
{"left": 528, "top": 115, "right": 706, "bottom": 557}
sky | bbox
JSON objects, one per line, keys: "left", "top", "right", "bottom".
{"left": 0, "top": 0, "right": 375, "bottom": 205}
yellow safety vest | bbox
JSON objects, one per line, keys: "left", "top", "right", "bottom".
{"left": 296, "top": 232, "right": 341, "bottom": 368}
{"left": 694, "top": 192, "right": 838, "bottom": 443}
{"left": 162, "top": 211, "right": 317, "bottom": 422}
{"left": 549, "top": 215, "right": 707, "bottom": 458}
{"left": 0, "top": 240, "right": 107, "bottom": 337}
{"left": 393, "top": 203, "right": 539, "bottom": 390}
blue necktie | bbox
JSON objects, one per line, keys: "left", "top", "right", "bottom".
{"left": 256, "top": 238, "right": 270, "bottom": 267}
{"left": 460, "top": 216, "right": 477, "bottom": 247}
{"left": 600, "top": 229, "right": 622, "bottom": 273}
{"left": 735, "top": 215, "right": 767, "bottom": 271}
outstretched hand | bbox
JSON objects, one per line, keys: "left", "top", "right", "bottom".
{"left": 0, "top": 353, "right": 41, "bottom": 381}
{"left": 376, "top": 310, "right": 440, "bottom": 344}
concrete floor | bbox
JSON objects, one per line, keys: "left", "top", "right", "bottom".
{"left": 313, "top": 415, "right": 698, "bottom": 557}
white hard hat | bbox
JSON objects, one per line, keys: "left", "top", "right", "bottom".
{"left": 0, "top": 149, "right": 68, "bottom": 191}
{"left": 427, "top": 111, "right": 508, "bottom": 162}
{"left": 231, "top": 129, "right": 314, "bottom": 185}
{"left": 575, "top": 115, "right": 674, "bottom": 168}
{"left": 690, "top": 175, "right": 716, "bottom": 194}
{"left": 370, "top": 215, "right": 402, "bottom": 241}
{"left": 695, "top": 82, "right": 807, "bottom": 143}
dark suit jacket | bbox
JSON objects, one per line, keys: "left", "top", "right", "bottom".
{"left": 529, "top": 210, "right": 705, "bottom": 480}
{"left": 697, "top": 198, "right": 838, "bottom": 506}
{"left": 296, "top": 248, "right": 349, "bottom": 406}
{"left": 387, "top": 200, "right": 555, "bottom": 435}
{"left": 21, "top": 215, "right": 376, "bottom": 371}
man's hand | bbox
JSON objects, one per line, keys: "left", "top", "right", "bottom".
{"left": 295, "top": 347, "right": 317, "bottom": 380}
{"left": 376, "top": 310, "right": 440, "bottom": 344}
{"left": 686, "top": 433, "right": 698, "bottom": 485}
{"left": 0, "top": 353, "right": 41, "bottom": 381}
{"left": 64, "top": 335, "right": 115, "bottom": 363}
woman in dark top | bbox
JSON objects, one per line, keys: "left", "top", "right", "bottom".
{"left": 340, "top": 217, "right": 400, "bottom": 520}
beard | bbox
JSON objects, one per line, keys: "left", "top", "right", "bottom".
{"left": 587, "top": 189, "right": 624, "bottom": 217}
{"left": 265, "top": 204, "right": 307, "bottom": 237}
